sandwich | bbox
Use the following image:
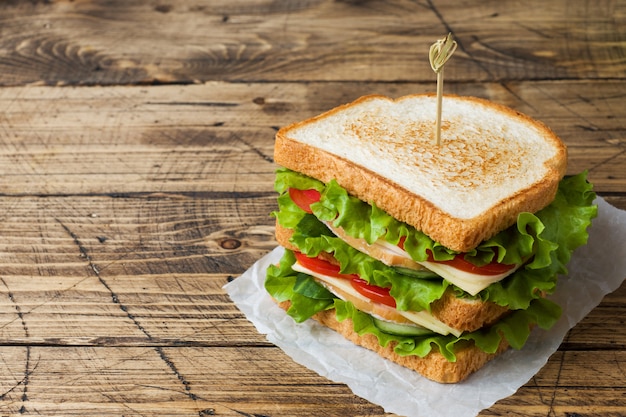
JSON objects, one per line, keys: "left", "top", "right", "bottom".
{"left": 264, "top": 94, "right": 597, "bottom": 383}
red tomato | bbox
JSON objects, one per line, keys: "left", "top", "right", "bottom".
{"left": 293, "top": 251, "right": 358, "bottom": 280}
{"left": 288, "top": 188, "right": 321, "bottom": 214}
{"left": 399, "top": 238, "right": 515, "bottom": 275}
{"left": 350, "top": 278, "right": 396, "bottom": 308}
{"left": 293, "top": 252, "right": 396, "bottom": 307}
{"left": 426, "top": 250, "right": 515, "bottom": 275}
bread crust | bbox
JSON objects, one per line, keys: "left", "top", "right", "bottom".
{"left": 275, "top": 223, "right": 509, "bottom": 333}
{"left": 277, "top": 300, "right": 510, "bottom": 383}
{"left": 429, "top": 289, "right": 509, "bottom": 332}
{"left": 274, "top": 94, "right": 567, "bottom": 252}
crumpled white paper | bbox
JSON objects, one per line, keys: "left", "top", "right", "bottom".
{"left": 223, "top": 197, "right": 626, "bottom": 417}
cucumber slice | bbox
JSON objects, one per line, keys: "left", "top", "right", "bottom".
{"left": 395, "top": 267, "right": 439, "bottom": 279}
{"left": 372, "top": 317, "right": 435, "bottom": 337}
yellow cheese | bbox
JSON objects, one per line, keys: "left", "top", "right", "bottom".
{"left": 418, "top": 260, "right": 521, "bottom": 296}
{"left": 325, "top": 223, "right": 520, "bottom": 296}
{"left": 292, "top": 261, "right": 462, "bottom": 337}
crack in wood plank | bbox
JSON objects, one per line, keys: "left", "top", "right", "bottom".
{"left": 546, "top": 331, "right": 572, "bottom": 417}
{"left": 55, "top": 218, "right": 207, "bottom": 412}
{"left": 0, "top": 345, "right": 39, "bottom": 415}
{"left": 19, "top": 346, "right": 31, "bottom": 414}
{"left": 586, "top": 147, "right": 626, "bottom": 176}
{"left": 156, "top": 348, "right": 198, "bottom": 401}
{"left": 0, "top": 278, "right": 35, "bottom": 413}
{"left": 0, "top": 278, "right": 30, "bottom": 339}
{"left": 229, "top": 130, "right": 275, "bottom": 164}
{"left": 56, "top": 218, "right": 152, "bottom": 338}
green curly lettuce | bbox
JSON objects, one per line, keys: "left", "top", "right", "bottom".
{"left": 265, "top": 248, "right": 562, "bottom": 361}
{"left": 266, "top": 169, "right": 596, "bottom": 359}
{"left": 265, "top": 249, "right": 335, "bottom": 322}
{"left": 273, "top": 168, "right": 597, "bottom": 310}
{"left": 275, "top": 168, "right": 595, "bottom": 264}
{"left": 288, "top": 214, "right": 449, "bottom": 313}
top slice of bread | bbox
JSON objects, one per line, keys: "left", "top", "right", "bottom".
{"left": 274, "top": 94, "right": 567, "bottom": 252}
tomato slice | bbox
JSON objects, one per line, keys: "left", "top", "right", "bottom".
{"left": 293, "top": 251, "right": 358, "bottom": 280}
{"left": 426, "top": 250, "right": 515, "bottom": 275}
{"left": 399, "top": 237, "right": 514, "bottom": 275}
{"left": 350, "top": 277, "right": 396, "bottom": 308}
{"left": 290, "top": 187, "right": 516, "bottom": 277}
{"left": 288, "top": 188, "right": 322, "bottom": 214}
{"left": 293, "top": 251, "right": 396, "bottom": 307}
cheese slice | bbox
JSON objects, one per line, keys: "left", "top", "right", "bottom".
{"left": 418, "top": 259, "right": 522, "bottom": 296}
{"left": 325, "top": 223, "right": 521, "bottom": 296}
{"left": 292, "top": 261, "right": 462, "bottom": 337}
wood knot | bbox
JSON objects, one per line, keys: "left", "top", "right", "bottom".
{"left": 220, "top": 238, "right": 241, "bottom": 250}
{"left": 155, "top": 4, "right": 172, "bottom": 13}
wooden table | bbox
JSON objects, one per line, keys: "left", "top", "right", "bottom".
{"left": 0, "top": 1, "right": 624, "bottom": 415}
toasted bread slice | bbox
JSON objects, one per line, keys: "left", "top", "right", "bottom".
{"left": 277, "top": 300, "right": 510, "bottom": 383}
{"left": 275, "top": 223, "right": 509, "bottom": 333}
{"left": 274, "top": 94, "right": 567, "bottom": 252}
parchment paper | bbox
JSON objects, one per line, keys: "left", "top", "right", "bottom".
{"left": 224, "top": 197, "right": 626, "bottom": 417}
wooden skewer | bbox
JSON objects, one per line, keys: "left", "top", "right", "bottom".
{"left": 429, "top": 33, "right": 458, "bottom": 146}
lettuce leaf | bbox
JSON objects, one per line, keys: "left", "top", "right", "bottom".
{"left": 477, "top": 173, "right": 597, "bottom": 309}
{"left": 335, "top": 296, "right": 561, "bottom": 361}
{"left": 267, "top": 169, "right": 595, "bottom": 359}
{"left": 289, "top": 214, "right": 449, "bottom": 312}
{"left": 265, "top": 250, "right": 335, "bottom": 322}
{"left": 265, "top": 249, "right": 562, "bottom": 361}
{"left": 273, "top": 168, "right": 597, "bottom": 310}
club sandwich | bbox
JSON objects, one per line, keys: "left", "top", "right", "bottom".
{"left": 265, "top": 94, "right": 597, "bottom": 383}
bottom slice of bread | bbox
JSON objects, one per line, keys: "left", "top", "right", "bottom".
{"left": 277, "top": 300, "right": 510, "bottom": 384}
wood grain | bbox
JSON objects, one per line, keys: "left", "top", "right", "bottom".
{"left": 0, "top": 0, "right": 623, "bottom": 415}
{"left": 0, "top": 80, "right": 622, "bottom": 416}
{"left": 0, "top": 0, "right": 624, "bottom": 86}
{"left": 0, "top": 193, "right": 623, "bottom": 415}
{"left": 0, "top": 82, "right": 624, "bottom": 197}
{"left": 0, "top": 347, "right": 625, "bottom": 415}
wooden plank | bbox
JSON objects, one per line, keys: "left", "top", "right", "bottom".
{"left": 0, "top": 195, "right": 276, "bottom": 275}
{"left": 0, "top": 82, "right": 623, "bottom": 196}
{"left": 0, "top": 0, "right": 621, "bottom": 415}
{"left": 0, "top": 0, "right": 624, "bottom": 85}
{"left": 486, "top": 351, "right": 626, "bottom": 417}
{"left": 0, "top": 193, "right": 623, "bottom": 349}
{"left": 0, "top": 346, "right": 384, "bottom": 416}
{"left": 0, "top": 193, "right": 275, "bottom": 345}
{"left": 0, "top": 345, "right": 624, "bottom": 416}
{"left": 0, "top": 273, "right": 269, "bottom": 346}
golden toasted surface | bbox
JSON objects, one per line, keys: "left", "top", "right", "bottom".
{"left": 274, "top": 94, "right": 567, "bottom": 252}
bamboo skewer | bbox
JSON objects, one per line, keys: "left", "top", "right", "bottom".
{"left": 429, "top": 33, "right": 458, "bottom": 146}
